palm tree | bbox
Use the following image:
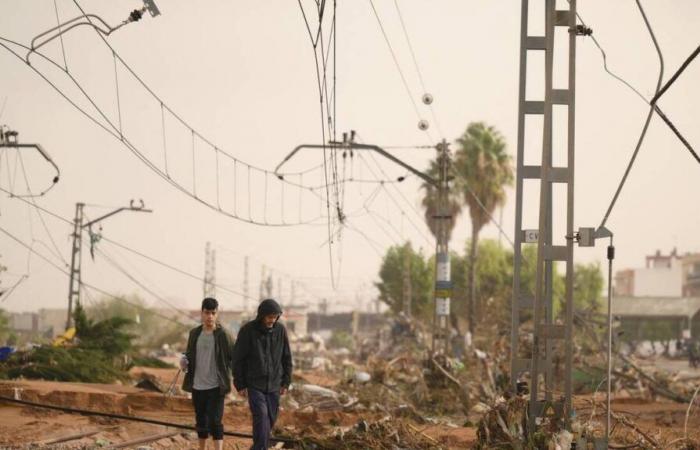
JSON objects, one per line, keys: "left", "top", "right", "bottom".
{"left": 454, "top": 122, "right": 513, "bottom": 335}
{"left": 420, "top": 158, "right": 462, "bottom": 242}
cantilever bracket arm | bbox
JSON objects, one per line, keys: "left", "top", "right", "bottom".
{"left": 0, "top": 142, "right": 61, "bottom": 197}
{"left": 82, "top": 200, "right": 152, "bottom": 229}
{"left": 11, "top": 143, "right": 61, "bottom": 180}
{"left": 274, "top": 143, "right": 437, "bottom": 187}
{"left": 25, "top": 4, "right": 156, "bottom": 64}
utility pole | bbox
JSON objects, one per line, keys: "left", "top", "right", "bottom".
{"left": 243, "top": 256, "right": 249, "bottom": 313}
{"left": 433, "top": 140, "right": 452, "bottom": 355}
{"left": 265, "top": 273, "right": 273, "bottom": 298}
{"left": 317, "top": 298, "right": 328, "bottom": 331}
{"left": 402, "top": 244, "right": 412, "bottom": 317}
{"left": 66, "top": 200, "right": 152, "bottom": 329}
{"left": 66, "top": 203, "right": 85, "bottom": 331}
{"left": 203, "top": 242, "right": 216, "bottom": 298}
{"left": 276, "top": 133, "right": 453, "bottom": 355}
{"left": 259, "top": 264, "right": 266, "bottom": 300}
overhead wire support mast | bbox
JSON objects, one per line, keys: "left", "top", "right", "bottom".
{"left": 66, "top": 200, "right": 152, "bottom": 330}
{"left": 511, "top": 0, "right": 580, "bottom": 433}
{"left": 275, "top": 133, "right": 454, "bottom": 355}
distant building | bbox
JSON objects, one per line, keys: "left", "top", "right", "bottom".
{"left": 10, "top": 312, "right": 37, "bottom": 333}
{"left": 38, "top": 309, "right": 68, "bottom": 337}
{"left": 682, "top": 254, "right": 700, "bottom": 297}
{"left": 612, "top": 248, "right": 700, "bottom": 342}
{"left": 183, "top": 306, "right": 308, "bottom": 337}
{"left": 282, "top": 310, "right": 308, "bottom": 336}
{"left": 614, "top": 248, "right": 699, "bottom": 298}
{"left": 307, "top": 311, "right": 387, "bottom": 336}
{"left": 9, "top": 308, "right": 67, "bottom": 338}
{"left": 612, "top": 296, "right": 700, "bottom": 341}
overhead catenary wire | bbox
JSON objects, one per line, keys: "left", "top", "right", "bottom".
{"left": 296, "top": 0, "right": 344, "bottom": 287}
{"left": 450, "top": 170, "right": 516, "bottom": 248}
{"left": 598, "top": 0, "right": 664, "bottom": 231}
{"left": 574, "top": 2, "right": 700, "bottom": 166}
{"left": 391, "top": 0, "right": 444, "bottom": 139}
{"left": 213, "top": 244, "right": 329, "bottom": 304}
{"left": 354, "top": 151, "right": 432, "bottom": 247}
{"left": 0, "top": 190, "right": 257, "bottom": 308}
{"left": 52, "top": 0, "right": 69, "bottom": 71}
{"left": 17, "top": 151, "right": 69, "bottom": 267}
{"left": 367, "top": 0, "right": 433, "bottom": 144}
{"left": 0, "top": 396, "right": 296, "bottom": 444}
{"left": 0, "top": 224, "right": 187, "bottom": 326}
{"left": 0, "top": 19, "right": 327, "bottom": 227}
{"left": 95, "top": 247, "right": 196, "bottom": 324}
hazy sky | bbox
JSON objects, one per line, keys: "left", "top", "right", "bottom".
{"left": 1, "top": 1, "right": 698, "bottom": 316}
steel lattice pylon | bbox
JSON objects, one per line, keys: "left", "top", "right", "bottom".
{"left": 510, "top": 0, "right": 577, "bottom": 429}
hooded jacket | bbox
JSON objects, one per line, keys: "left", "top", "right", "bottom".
{"left": 181, "top": 323, "right": 235, "bottom": 394}
{"left": 232, "top": 299, "right": 293, "bottom": 394}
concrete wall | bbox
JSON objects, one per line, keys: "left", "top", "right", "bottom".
{"left": 10, "top": 312, "right": 36, "bottom": 332}
{"left": 38, "top": 309, "right": 68, "bottom": 337}
{"left": 633, "top": 267, "right": 682, "bottom": 297}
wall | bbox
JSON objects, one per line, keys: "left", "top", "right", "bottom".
{"left": 633, "top": 267, "right": 682, "bottom": 297}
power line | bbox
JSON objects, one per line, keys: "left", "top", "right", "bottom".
{"left": 391, "top": 0, "right": 444, "bottom": 139}
{"left": 296, "top": 0, "right": 343, "bottom": 287}
{"left": 0, "top": 190, "right": 333, "bottom": 308}
{"left": 598, "top": 0, "right": 663, "bottom": 230}
{"left": 0, "top": 190, "right": 255, "bottom": 305}
{"left": 367, "top": 0, "right": 433, "bottom": 143}
{"left": 95, "top": 247, "right": 195, "bottom": 324}
{"left": 0, "top": 395, "right": 296, "bottom": 444}
{"left": 16, "top": 151, "right": 69, "bottom": 267}
{"left": 450, "top": 170, "right": 515, "bottom": 248}
{"left": 356, "top": 151, "right": 433, "bottom": 247}
{"left": 0, "top": 27, "right": 326, "bottom": 227}
{"left": 52, "top": 0, "right": 69, "bottom": 70}
{"left": 0, "top": 224, "right": 187, "bottom": 326}
{"left": 574, "top": 2, "right": 700, "bottom": 166}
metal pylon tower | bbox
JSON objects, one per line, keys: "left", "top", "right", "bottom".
{"left": 510, "top": 0, "right": 578, "bottom": 428}
{"left": 203, "top": 242, "right": 216, "bottom": 298}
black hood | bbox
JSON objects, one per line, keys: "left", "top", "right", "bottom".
{"left": 257, "top": 298, "right": 283, "bottom": 320}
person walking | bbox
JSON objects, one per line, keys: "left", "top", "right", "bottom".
{"left": 181, "top": 297, "right": 235, "bottom": 450}
{"left": 233, "top": 298, "right": 293, "bottom": 450}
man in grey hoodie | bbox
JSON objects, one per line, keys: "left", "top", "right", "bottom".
{"left": 232, "top": 298, "right": 293, "bottom": 450}
{"left": 181, "top": 297, "right": 235, "bottom": 450}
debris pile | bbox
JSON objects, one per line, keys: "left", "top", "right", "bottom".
{"left": 280, "top": 416, "right": 441, "bottom": 450}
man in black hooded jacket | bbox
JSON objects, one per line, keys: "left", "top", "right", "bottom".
{"left": 233, "top": 298, "right": 292, "bottom": 450}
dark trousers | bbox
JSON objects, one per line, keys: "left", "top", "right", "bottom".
{"left": 192, "top": 387, "right": 225, "bottom": 440}
{"left": 247, "top": 388, "right": 280, "bottom": 450}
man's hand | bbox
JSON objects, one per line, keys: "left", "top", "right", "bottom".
{"left": 280, "top": 387, "right": 288, "bottom": 396}
{"left": 238, "top": 388, "right": 247, "bottom": 398}
{"left": 179, "top": 355, "right": 188, "bottom": 371}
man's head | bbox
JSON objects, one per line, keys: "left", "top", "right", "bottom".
{"left": 201, "top": 297, "right": 219, "bottom": 329}
{"left": 257, "top": 298, "right": 282, "bottom": 329}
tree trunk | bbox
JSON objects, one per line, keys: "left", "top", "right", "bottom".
{"left": 467, "top": 224, "right": 479, "bottom": 335}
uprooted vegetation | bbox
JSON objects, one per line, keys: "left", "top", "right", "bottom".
{"left": 0, "top": 302, "right": 176, "bottom": 383}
